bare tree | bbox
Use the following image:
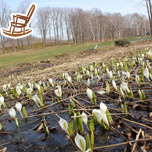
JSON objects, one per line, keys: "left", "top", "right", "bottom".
{"left": 145, "top": 0, "right": 152, "bottom": 35}
{"left": 18, "top": 0, "right": 32, "bottom": 48}
{"left": 0, "top": 0, "right": 11, "bottom": 54}
{"left": 37, "top": 7, "right": 50, "bottom": 47}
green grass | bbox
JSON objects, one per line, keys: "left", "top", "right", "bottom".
{"left": 0, "top": 42, "right": 103, "bottom": 68}
{"left": 0, "top": 36, "right": 150, "bottom": 68}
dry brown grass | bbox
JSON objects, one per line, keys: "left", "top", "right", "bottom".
{"left": 1, "top": 40, "right": 152, "bottom": 87}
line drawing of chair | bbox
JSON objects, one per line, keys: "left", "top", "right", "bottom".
{"left": 1, "top": 3, "right": 36, "bottom": 38}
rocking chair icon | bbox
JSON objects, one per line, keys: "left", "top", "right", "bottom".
{"left": 1, "top": 3, "right": 37, "bottom": 39}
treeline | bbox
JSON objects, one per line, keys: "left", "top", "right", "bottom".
{"left": 0, "top": 0, "right": 150, "bottom": 54}
{"left": 37, "top": 7, "right": 149, "bottom": 47}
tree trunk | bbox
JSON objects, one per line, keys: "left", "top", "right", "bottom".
{"left": 20, "top": 39, "right": 24, "bottom": 49}
{"left": 2, "top": 42, "right": 6, "bottom": 54}
{"left": 89, "top": 18, "right": 95, "bottom": 41}
{"left": 27, "top": 36, "right": 31, "bottom": 49}
{"left": 12, "top": 39, "right": 16, "bottom": 52}
{"left": 17, "top": 39, "right": 20, "bottom": 46}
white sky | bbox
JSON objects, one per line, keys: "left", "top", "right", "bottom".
{"left": 4, "top": 0, "right": 147, "bottom": 37}
{"left": 6, "top": 0, "right": 147, "bottom": 16}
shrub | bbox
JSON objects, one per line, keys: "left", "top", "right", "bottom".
{"left": 114, "top": 39, "right": 131, "bottom": 47}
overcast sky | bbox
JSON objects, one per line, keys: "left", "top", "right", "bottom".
{"left": 6, "top": 0, "right": 147, "bottom": 16}
{"left": 4, "top": 0, "right": 147, "bottom": 37}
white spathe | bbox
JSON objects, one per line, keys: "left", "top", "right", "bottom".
{"left": 32, "top": 94, "right": 41, "bottom": 107}
{"left": 27, "top": 88, "right": 32, "bottom": 95}
{"left": 59, "top": 117, "right": 69, "bottom": 134}
{"left": 86, "top": 88, "right": 93, "bottom": 100}
{"left": 92, "top": 109, "right": 102, "bottom": 124}
{"left": 35, "top": 83, "right": 41, "bottom": 92}
{"left": 3, "top": 84, "right": 7, "bottom": 91}
{"left": 120, "top": 81, "right": 130, "bottom": 93}
{"left": 112, "top": 80, "right": 117, "bottom": 90}
{"left": 0, "top": 95, "right": 4, "bottom": 107}
{"left": 9, "top": 108, "right": 16, "bottom": 118}
{"left": 82, "top": 111, "right": 88, "bottom": 126}
{"left": 54, "top": 85, "right": 62, "bottom": 98}
{"left": 144, "top": 67, "right": 150, "bottom": 81}
{"left": 102, "top": 111, "right": 109, "bottom": 126}
{"left": 15, "top": 102, "right": 23, "bottom": 117}
{"left": 98, "top": 90, "right": 106, "bottom": 95}
{"left": 16, "top": 86, "right": 21, "bottom": 96}
{"left": 75, "top": 132, "right": 86, "bottom": 152}
{"left": 100, "top": 102, "right": 107, "bottom": 113}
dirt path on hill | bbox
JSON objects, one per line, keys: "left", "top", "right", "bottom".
{"left": 1, "top": 40, "right": 152, "bottom": 86}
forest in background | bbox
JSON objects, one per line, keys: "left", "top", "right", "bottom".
{"left": 0, "top": 0, "right": 150, "bottom": 53}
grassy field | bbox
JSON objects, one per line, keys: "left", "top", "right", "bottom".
{"left": 0, "top": 41, "right": 113, "bottom": 68}
{"left": 0, "top": 36, "right": 150, "bottom": 68}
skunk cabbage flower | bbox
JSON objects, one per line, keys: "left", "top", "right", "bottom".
{"left": 9, "top": 108, "right": 19, "bottom": 126}
{"left": 0, "top": 95, "right": 4, "bottom": 108}
{"left": 3, "top": 84, "right": 7, "bottom": 92}
{"left": 9, "top": 108, "right": 16, "bottom": 118}
{"left": 100, "top": 102, "right": 107, "bottom": 113}
{"left": 135, "top": 74, "right": 141, "bottom": 83}
{"left": 102, "top": 111, "right": 109, "bottom": 126}
{"left": 75, "top": 133, "right": 86, "bottom": 152}
{"left": 17, "top": 83, "right": 23, "bottom": 90}
{"left": 112, "top": 80, "right": 117, "bottom": 91}
{"left": 49, "top": 78, "right": 55, "bottom": 87}
{"left": 120, "top": 88, "right": 125, "bottom": 99}
{"left": 126, "top": 71, "right": 131, "bottom": 79}
{"left": 86, "top": 79, "right": 90, "bottom": 86}
{"left": 35, "top": 83, "right": 41, "bottom": 92}
{"left": 120, "top": 81, "right": 130, "bottom": 93}
{"left": 87, "top": 88, "right": 93, "bottom": 100}
{"left": 98, "top": 90, "right": 106, "bottom": 95}
{"left": 32, "top": 94, "right": 41, "bottom": 107}
{"left": 147, "top": 50, "right": 152, "bottom": 57}
{"left": 59, "top": 117, "right": 69, "bottom": 134}
{"left": 15, "top": 102, "right": 23, "bottom": 117}
{"left": 16, "top": 86, "right": 21, "bottom": 96}
{"left": 54, "top": 85, "right": 62, "bottom": 98}
{"left": 8, "top": 83, "right": 11, "bottom": 88}
{"left": 39, "top": 80, "right": 42, "bottom": 85}
{"left": 90, "top": 65, "right": 93, "bottom": 71}
{"left": 94, "top": 44, "right": 97, "bottom": 49}
{"left": 67, "top": 75, "right": 72, "bottom": 84}
{"left": 120, "top": 62, "right": 123, "bottom": 68}
{"left": 144, "top": 67, "right": 150, "bottom": 81}
{"left": 94, "top": 68, "right": 98, "bottom": 76}
{"left": 28, "top": 82, "right": 34, "bottom": 89}
{"left": 82, "top": 111, "right": 88, "bottom": 127}
{"left": 106, "top": 81, "right": 110, "bottom": 94}
{"left": 92, "top": 109, "right": 102, "bottom": 124}
{"left": 108, "top": 71, "right": 113, "bottom": 79}
{"left": 27, "top": 88, "right": 32, "bottom": 96}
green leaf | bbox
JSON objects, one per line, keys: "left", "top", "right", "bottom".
{"left": 75, "top": 112, "right": 84, "bottom": 132}
{"left": 22, "top": 106, "right": 28, "bottom": 117}
{"left": 89, "top": 121, "right": 95, "bottom": 132}
{"left": 86, "top": 133, "right": 91, "bottom": 150}
{"left": 92, "top": 92, "right": 96, "bottom": 103}
{"left": 141, "top": 67, "right": 144, "bottom": 81}
{"left": 91, "top": 131, "right": 94, "bottom": 150}
{"left": 106, "top": 109, "right": 113, "bottom": 124}
{"left": 101, "top": 121, "right": 109, "bottom": 130}
{"left": 128, "top": 86, "right": 134, "bottom": 98}
{"left": 68, "top": 120, "right": 74, "bottom": 136}
{"left": 39, "top": 94, "right": 45, "bottom": 107}
{"left": 123, "top": 102, "right": 127, "bottom": 113}
{"left": 0, "top": 91, "right": 4, "bottom": 96}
